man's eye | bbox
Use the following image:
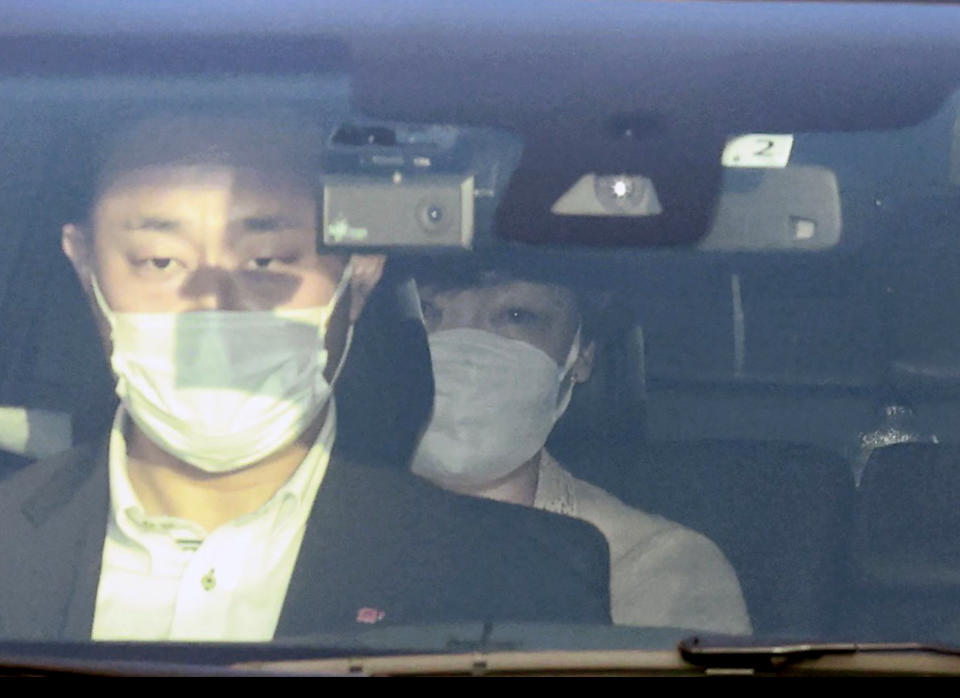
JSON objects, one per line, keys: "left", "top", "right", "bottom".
{"left": 130, "top": 254, "right": 185, "bottom": 276}
{"left": 248, "top": 256, "right": 296, "bottom": 270}
{"left": 134, "top": 257, "right": 176, "bottom": 272}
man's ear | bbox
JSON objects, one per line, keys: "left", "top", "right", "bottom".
{"left": 62, "top": 223, "right": 93, "bottom": 294}
{"left": 572, "top": 340, "right": 596, "bottom": 384}
{"left": 347, "top": 254, "right": 386, "bottom": 323}
{"left": 63, "top": 222, "right": 113, "bottom": 355}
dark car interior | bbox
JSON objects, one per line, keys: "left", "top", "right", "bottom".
{"left": 542, "top": 91, "right": 960, "bottom": 640}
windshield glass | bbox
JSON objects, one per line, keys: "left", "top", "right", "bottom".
{"left": 4, "top": 0, "right": 960, "bottom": 669}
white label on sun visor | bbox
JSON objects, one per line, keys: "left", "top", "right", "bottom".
{"left": 722, "top": 134, "right": 794, "bottom": 169}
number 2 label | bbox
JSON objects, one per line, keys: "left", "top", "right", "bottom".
{"left": 722, "top": 134, "right": 794, "bottom": 168}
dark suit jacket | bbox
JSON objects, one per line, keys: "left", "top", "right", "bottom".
{"left": 0, "top": 438, "right": 611, "bottom": 641}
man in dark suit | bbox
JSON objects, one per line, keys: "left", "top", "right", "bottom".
{"left": 0, "top": 113, "right": 610, "bottom": 641}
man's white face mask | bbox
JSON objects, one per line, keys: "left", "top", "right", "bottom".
{"left": 92, "top": 264, "right": 352, "bottom": 473}
{"left": 411, "top": 326, "right": 580, "bottom": 489}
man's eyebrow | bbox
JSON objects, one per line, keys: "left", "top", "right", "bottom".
{"left": 124, "top": 216, "right": 181, "bottom": 232}
{"left": 238, "top": 215, "right": 300, "bottom": 233}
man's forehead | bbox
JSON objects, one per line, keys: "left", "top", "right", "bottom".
{"left": 96, "top": 114, "right": 323, "bottom": 196}
{"left": 101, "top": 165, "right": 234, "bottom": 191}
{"left": 96, "top": 164, "right": 311, "bottom": 200}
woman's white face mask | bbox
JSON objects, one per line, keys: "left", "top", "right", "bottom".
{"left": 411, "top": 326, "right": 580, "bottom": 489}
{"left": 92, "top": 264, "right": 352, "bottom": 473}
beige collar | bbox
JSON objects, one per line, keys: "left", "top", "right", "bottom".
{"left": 533, "top": 449, "right": 578, "bottom": 517}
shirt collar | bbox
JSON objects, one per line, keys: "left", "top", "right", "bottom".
{"left": 107, "top": 402, "right": 337, "bottom": 540}
{"left": 533, "top": 449, "right": 578, "bottom": 517}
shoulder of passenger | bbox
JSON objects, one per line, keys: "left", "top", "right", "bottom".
{"left": 568, "top": 473, "right": 720, "bottom": 562}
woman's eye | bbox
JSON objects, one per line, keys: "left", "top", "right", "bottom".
{"left": 504, "top": 307, "right": 538, "bottom": 324}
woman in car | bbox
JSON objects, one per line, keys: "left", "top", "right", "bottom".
{"left": 409, "top": 252, "right": 751, "bottom": 634}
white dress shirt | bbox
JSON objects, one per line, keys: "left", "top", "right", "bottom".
{"left": 91, "top": 405, "right": 335, "bottom": 641}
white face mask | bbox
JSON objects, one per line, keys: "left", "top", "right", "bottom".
{"left": 411, "top": 326, "right": 580, "bottom": 489}
{"left": 92, "top": 264, "right": 352, "bottom": 473}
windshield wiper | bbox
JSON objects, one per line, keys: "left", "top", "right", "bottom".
{"left": 679, "top": 635, "right": 960, "bottom": 675}
{"left": 10, "top": 631, "right": 960, "bottom": 676}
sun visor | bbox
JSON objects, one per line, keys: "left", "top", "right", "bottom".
{"left": 699, "top": 166, "right": 842, "bottom": 252}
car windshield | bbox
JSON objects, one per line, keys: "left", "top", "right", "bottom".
{"left": 4, "top": 0, "right": 960, "bottom": 672}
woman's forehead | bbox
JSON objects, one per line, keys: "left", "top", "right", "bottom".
{"left": 422, "top": 277, "right": 578, "bottom": 311}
